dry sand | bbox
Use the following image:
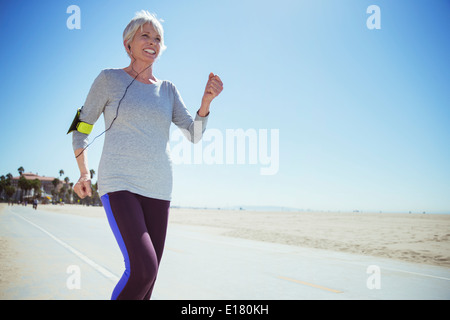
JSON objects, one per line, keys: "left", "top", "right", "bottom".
{"left": 2, "top": 203, "right": 450, "bottom": 270}
{"left": 168, "top": 207, "right": 450, "bottom": 268}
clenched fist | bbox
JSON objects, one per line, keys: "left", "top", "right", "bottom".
{"left": 198, "top": 73, "right": 223, "bottom": 117}
{"left": 203, "top": 72, "right": 223, "bottom": 103}
{"left": 73, "top": 175, "right": 92, "bottom": 199}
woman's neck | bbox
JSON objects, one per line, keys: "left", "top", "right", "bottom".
{"left": 124, "top": 60, "right": 156, "bottom": 84}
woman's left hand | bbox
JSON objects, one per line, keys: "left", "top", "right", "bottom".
{"left": 202, "top": 72, "right": 223, "bottom": 104}
{"left": 198, "top": 73, "right": 223, "bottom": 117}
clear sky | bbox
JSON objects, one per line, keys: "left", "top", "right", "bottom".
{"left": 1, "top": 0, "right": 449, "bottom": 213}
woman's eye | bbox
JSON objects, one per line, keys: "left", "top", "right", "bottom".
{"left": 141, "top": 34, "right": 160, "bottom": 42}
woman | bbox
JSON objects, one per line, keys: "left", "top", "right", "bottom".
{"left": 72, "top": 10, "right": 223, "bottom": 300}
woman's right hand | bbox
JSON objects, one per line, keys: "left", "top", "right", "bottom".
{"left": 74, "top": 174, "right": 92, "bottom": 198}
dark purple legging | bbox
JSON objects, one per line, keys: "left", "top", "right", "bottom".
{"left": 101, "top": 190, "right": 170, "bottom": 300}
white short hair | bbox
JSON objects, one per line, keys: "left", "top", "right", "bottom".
{"left": 123, "top": 10, "right": 167, "bottom": 57}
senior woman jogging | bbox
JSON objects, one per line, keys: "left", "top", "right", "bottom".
{"left": 71, "top": 10, "right": 223, "bottom": 300}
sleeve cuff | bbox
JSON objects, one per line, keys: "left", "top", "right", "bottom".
{"left": 196, "top": 110, "right": 210, "bottom": 119}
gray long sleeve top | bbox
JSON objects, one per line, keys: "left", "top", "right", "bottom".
{"left": 72, "top": 69, "right": 208, "bottom": 201}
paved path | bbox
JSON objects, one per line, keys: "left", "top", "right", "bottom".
{"left": 1, "top": 205, "right": 449, "bottom": 300}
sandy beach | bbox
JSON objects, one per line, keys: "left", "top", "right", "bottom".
{"left": 2, "top": 203, "right": 449, "bottom": 268}
{"left": 169, "top": 207, "right": 450, "bottom": 268}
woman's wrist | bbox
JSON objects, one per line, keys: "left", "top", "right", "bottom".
{"left": 74, "top": 148, "right": 90, "bottom": 179}
{"left": 79, "top": 173, "right": 90, "bottom": 179}
{"left": 197, "top": 108, "right": 210, "bottom": 117}
{"left": 198, "top": 99, "right": 211, "bottom": 117}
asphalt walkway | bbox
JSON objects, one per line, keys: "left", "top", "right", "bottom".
{"left": 1, "top": 205, "right": 449, "bottom": 300}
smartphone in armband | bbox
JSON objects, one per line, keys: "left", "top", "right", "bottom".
{"left": 67, "top": 107, "right": 93, "bottom": 135}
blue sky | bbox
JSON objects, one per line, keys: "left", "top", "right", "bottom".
{"left": 1, "top": 0, "right": 449, "bottom": 213}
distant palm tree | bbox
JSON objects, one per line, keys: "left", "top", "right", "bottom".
{"left": 63, "top": 177, "right": 70, "bottom": 203}
{"left": 90, "top": 169, "right": 95, "bottom": 180}
{"left": 52, "top": 178, "right": 60, "bottom": 202}
{"left": 52, "top": 178, "right": 60, "bottom": 189}
{"left": 59, "top": 169, "right": 64, "bottom": 177}
{"left": 5, "top": 185, "right": 15, "bottom": 201}
{"left": 5, "top": 174, "right": 13, "bottom": 201}
{"left": 0, "top": 175, "right": 5, "bottom": 196}
{"left": 68, "top": 182, "right": 74, "bottom": 204}
{"left": 31, "top": 179, "right": 42, "bottom": 198}
{"left": 18, "top": 176, "right": 31, "bottom": 202}
{"left": 18, "top": 166, "right": 24, "bottom": 176}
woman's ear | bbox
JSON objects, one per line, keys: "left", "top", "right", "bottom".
{"left": 124, "top": 40, "right": 131, "bottom": 55}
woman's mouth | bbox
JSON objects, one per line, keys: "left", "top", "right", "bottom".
{"left": 144, "top": 48, "right": 156, "bottom": 55}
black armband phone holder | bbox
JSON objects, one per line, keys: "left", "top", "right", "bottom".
{"left": 67, "top": 107, "right": 93, "bottom": 135}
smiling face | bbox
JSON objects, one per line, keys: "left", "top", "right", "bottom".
{"left": 126, "top": 23, "right": 162, "bottom": 65}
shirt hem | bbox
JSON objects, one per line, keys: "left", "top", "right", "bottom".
{"left": 99, "top": 188, "right": 172, "bottom": 202}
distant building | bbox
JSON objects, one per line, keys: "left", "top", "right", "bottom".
{"left": 10, "top": 172, "right": 63, "bottom": 201}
